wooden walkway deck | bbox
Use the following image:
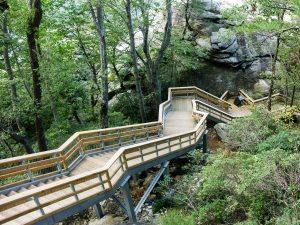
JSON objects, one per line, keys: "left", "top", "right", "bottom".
{"left": 0, "top": 86, "right": 294, "bottom": 225}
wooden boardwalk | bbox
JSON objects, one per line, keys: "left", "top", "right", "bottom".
{"left": 0, "top": 86, "right": 293, "bottom": 225}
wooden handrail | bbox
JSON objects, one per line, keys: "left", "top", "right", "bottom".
{"left": 0, "top": 122, "right": 162, "bottom": 189}
{"left": 169, "top": 86, "right": 232, "bottom": 110}
{"left": 0, "top": 90, "right": 208, "bottom": 224}
{"left": 3, "top": 86, "right": 287, "bottom": 224}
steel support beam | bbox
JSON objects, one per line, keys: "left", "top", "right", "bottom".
{"left": 121, "top": 179, "right": 137, "bottom": 223}
{"left": 135, "top": 161, "right": 170, "bottom": 214}
{"left": 93, "top": 203, "right": 104, "bottom": 218}
{"left": 202, "top": 129, "right": 208, "bottom": 153}
{"left": 111, "top": 195, "right": 128, "bottom": 214}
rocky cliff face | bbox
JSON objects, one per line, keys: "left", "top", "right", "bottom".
{"left": 186, "top": 0, "right": 274, "bottom": 78}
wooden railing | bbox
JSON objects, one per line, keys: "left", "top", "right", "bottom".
{"left": 170, "top": 86, "right": 232, "bottom": 110}
{"left": 0, "top": 90, "right": 208, "bottom": 224}
{"left": 193, "top": 99, "right": 234, "bottom": 123}
{"left": 0, "top": 122, "right": 162, "bottom": 190}
{"left": 239, "top": 90, "right": 285, "bottom": 104}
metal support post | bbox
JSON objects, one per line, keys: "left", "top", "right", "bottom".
{"left": 202, "top": 129, "right": 208, "bottom": 153}
{"left": 93, "top": 202, "right": 104, "bottom": 218}
{"left": 121, "top": 180, "right": 137, "bottom": 223}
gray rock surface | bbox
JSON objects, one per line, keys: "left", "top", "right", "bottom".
{"left": 88, "top": 215, "right": 124, "bottom": 225}
{"left": 254, "top": 79, "right": 270, "bottom": 94}
{"left": 189, "top": 0, "right": 275, "bottom": 75}
{"left": 208, "top": 28, "right": 275, "bottom": 68}
{"left": 214, "top": 123, "right": 228, "bottom": 141}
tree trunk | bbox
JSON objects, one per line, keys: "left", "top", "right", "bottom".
{"left": 0, "top": 122, "right": 35, "bottom": 154}
{"left": 89, "top": 0, "right": 109, "bottom": 128}
{"left": 75, "top": 26, "right": 100, "bottom": 119}
{"left": 182, "top": 0, "right": 193, "bottom": 38}
{"left": 152, "top": 0, "right": 172, "bottom": 110}
{"left": 125, "top": 0, "right": 147, "bottom": 122}
{"left": 290, "top": 85, "right": 296, "bottom": 107}
{"left": 139, "top": 0, "right": 172, "bottom": 113}
{"left": 267, "top": 36, "right": 280, "bottom": 111}
{"left": 97, "top": 1, "right": 109, "bottom": 128}
{"left": 2, "top": 11, "right": 22, "bottom": 131}
{"left": 27, "top": 0, "right": 47, "bottom": 151}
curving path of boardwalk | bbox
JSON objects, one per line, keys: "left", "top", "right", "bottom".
{"left": 0, "top": 86, "right": 293, "bottom": 225}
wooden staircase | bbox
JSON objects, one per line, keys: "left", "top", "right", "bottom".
{"left": 0, "top": 86, "right": 293, "bottom": 225}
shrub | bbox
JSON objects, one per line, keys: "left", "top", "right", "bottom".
{"left": 257, "top": 130, "right": 300, "bottom": 153}
{"left": 225, "top": 108, "right": 281, "bottom": 152}
{"left": 160, "top": 210, "right": 195, "bottom": 225}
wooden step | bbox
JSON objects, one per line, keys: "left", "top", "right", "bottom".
{"left": 0, "top": 194, "right": 6, "bottom": 199}
{"left": 7, "top": 190, "right": 17, "bottom": 196}
{"left": 28, "top": 185, "right": 37, "bottom": 190}
{"left": 18, "top": 187, "right": 28, "bottom": 193}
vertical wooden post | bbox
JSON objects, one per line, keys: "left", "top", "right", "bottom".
{"left": 60, "top": 152, "right": 68, "bottom": 170}
{"left": 106, "top": 171, "right": 112, "bottom": 189}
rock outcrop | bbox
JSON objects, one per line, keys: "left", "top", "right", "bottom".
{"left": 209, "top": 28, "right": 274, "bottom": 69}
{"left": 214, "top": 123, "right": 228, "bottom": 141}
{"left": 189, "top": 0, "right": 274, "bottom": 75}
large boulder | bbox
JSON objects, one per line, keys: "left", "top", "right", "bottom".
{"left": 207, "top": 28, "right": 275, "bottom": 69}
{"left": 196, "top": 37, "right": 212, "bottom": 50}
{"left": 214, "top": 123, "right": 228, "bottom": 141}
{"left": 254, "top": 79, "right": 270, "bottom": 94}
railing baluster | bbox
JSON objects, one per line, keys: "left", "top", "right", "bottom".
{"left": 105, "top": 171, "right": 112, "bottom": 189}
{"left": 139, "top": 148, "right": 144, "bottom": 162}
{"left": 179, "top": 136, "right": 182, "bottom": 149}
{"left": 118, "top": 129, "right": 122, "bottom": 146}
{"left": 123, "top": 154, "right": 128, "bottom": 169}
{"left": 60, "top": 152, "right": 67, "bottom": 170}
{"left": 77, "top": 137, "right": 84, "bottom": 156}
{"left": 98, "top": 174, "right": 105, "bottom": 190}
{"left": 70, "top": 183, "right": 79, "bottom": 201}
{"left": 133, "top": 130, "right": 137, "bottom": 143}
{"left": 33, "top": 195, "right": 45, "bottom": 215}
{"left": 119, "top": 157, "right": 124, "bottom": 172}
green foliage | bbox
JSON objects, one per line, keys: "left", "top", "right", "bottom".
{"left": 108, "top": 111, "right": 131, "bottom": 127}
{"left": 157, "top": 117, "right": 299, "bottom": 224}
{"left": 257, "top": 130, "right": 300, "bottom": 153}
{"left": 161, "top": 28, "right": 208, "bottom": 86}
{"left": 160, "top": 210, "right": 196, "bottom": 225}
{"left": 225, "top": 108, "right": 281, "bottom": 152}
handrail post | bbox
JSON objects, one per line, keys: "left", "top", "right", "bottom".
{"left": 98, "top": 174, "right": 105, "bottom": 190}
{"left": 77, "top": 136, "right": 84, "bottom": 157}
{"left": 56, "top": 162, "right": 62, "bottom": 174}
{"left": 179, "top": 136, "right": 182, "bottom": 149}
{"left": 119, "top": 157, "right": 125, "bottom": 172}
{"left": 23, "top": 159, "right": 33, "bottom": 181}
{"left": 60, "top": 152, "right": 68, "bottom": 171}
{"left": 123, "top": 153, "right": 129, "bottom": 170}
{"left": 33, "top": 195, "right": 45, "bottom": 215}
{"left": 70, "top": 183, "right": 79, "bottom": 201}
{"left": 118, "top": 129, "right": 122, "bottom": 146}
{"left": 139, "top": 148, "right": 144, "bottom": 162}
{"left": 106, "top": 171, "right": 113, "bottom": 189}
